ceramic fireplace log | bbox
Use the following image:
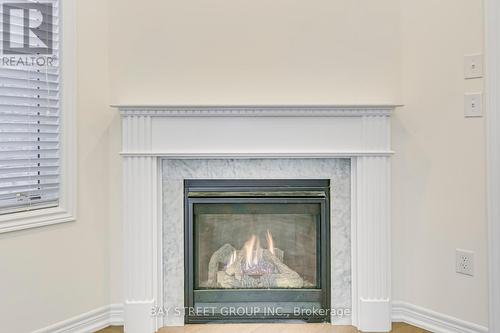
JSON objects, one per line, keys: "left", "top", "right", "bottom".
{"left": 205, "top": 243, "right": 307, "bottom": 289}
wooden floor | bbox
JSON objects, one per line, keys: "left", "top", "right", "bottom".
{"left": 97, "top": 323, "right": 430, "bottom": 333}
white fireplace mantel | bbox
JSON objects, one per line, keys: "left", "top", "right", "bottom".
{"left": 115, "top": 105, "right": 396, "bottom": 333}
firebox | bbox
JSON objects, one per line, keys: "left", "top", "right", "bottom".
{"left": 184, "top": 179, "right": 330, "bottom": 323}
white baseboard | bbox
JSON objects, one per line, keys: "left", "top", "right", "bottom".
{"left": 32, "top": 304, "right": 124, "bottom": 333}
{"left": 109, "top": 304, "right": 125, "bottom": 326}
{"left": 31, "top": 301, "right": 489, "bottom": 333}
{"left": 392, "top": 301, "right": 488, "bottom": 333}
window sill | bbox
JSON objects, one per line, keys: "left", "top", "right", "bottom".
{"left": 0, "top": 206, "right": 76, "bottom": 233}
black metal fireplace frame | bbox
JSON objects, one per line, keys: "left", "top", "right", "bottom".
{"left": 184, "top": 179, "right": 331, "bottom": 323}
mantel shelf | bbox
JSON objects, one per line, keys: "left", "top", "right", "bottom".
{"left": 112, "top": 104, "right": 401, "bottom": 117}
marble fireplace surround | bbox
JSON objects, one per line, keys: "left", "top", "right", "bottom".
{"left": 116, "top": 105, "right": 395, "bottom": 333}
{"left": 162, "top": 158, "right": 351, "bottom": 325}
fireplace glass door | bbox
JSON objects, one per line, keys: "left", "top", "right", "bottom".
{"left": 185, "top": 180, "right": 330, "bottom": 323}
{"left": 195, "top": 202, "right": 319, "bottom": 290}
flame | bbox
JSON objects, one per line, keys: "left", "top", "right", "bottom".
{"left": 253, "top": 237, "right": 262, "bottom": 266}
{"left": 241, "top": 231, "right": 275, "bottom": 270}
{"left": 243, "top": 234, "right": 257, "bottom": 269}
{"left": 266, "top": 230, "right": 275, "bottom": 255}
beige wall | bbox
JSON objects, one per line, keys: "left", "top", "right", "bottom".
{"left": 0, "top": 0, "right": 113, "bottom": 332}
{"left": 108, "top": 0, "right": 400, "bottom": 104}
{"left": 393, "top": 0, "right": 487, "bottom": 325}
{"left": 0, "top": 0, "right": 488, "bottom": 331}
{"left": 107, "top": 0, "right": 488, "bottom": 327}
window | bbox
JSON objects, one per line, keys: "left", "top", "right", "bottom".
{"left": 0, "top": 0, "right": 76, "bottom": 232}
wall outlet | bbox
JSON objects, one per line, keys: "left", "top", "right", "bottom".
{"left": 464, "top": 93, "right": 483, "bottom": 117}
{"left": 456, "top": 249, "right": 474, "bottom": 276}
{"left": 464, "top": 54, "right": 483, "bottom": 79}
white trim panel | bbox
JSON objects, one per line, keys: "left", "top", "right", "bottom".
{"left": 486, "top": 0, "right": 500, "bottom": 331}
{"left": 117, "top": 106, "right": 394, "bottom": 157}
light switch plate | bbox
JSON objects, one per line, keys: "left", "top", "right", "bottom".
{"left": 464, "top": 93, "right": 483, "bottom": 117}
{"left": 464, "top": 54, "right": 483, "bottom": 79}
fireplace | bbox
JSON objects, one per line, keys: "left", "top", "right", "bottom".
{"left": 116, "top": 105, "right": 395, "bottom": 333}
{"left": 184, "top": 179, "right": 330, "bottom": 322}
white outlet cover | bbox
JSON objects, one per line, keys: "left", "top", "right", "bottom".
{"left": 456, "top": 249, "right": 474, "bottom": 276}
{"left": 464, "top": 93, "right": 483, "bottom": 117}
{"left": 464, "top": 54, "right": 483, "bottom": 79}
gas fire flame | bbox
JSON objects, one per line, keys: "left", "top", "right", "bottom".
{"left": 243, "top": 235, "right": 256, "bottom": 270}
{"left": 266, "top": 229, "right": 275, "bottom": 255}
{"left": 240, "top": 230, "right": 275, "bottom": 270}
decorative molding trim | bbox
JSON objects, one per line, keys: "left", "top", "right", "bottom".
{"left": 350, "top": 160, "right": 359, "bottom": 327}
{"left": 0, "top": 207, "right": 75, "bottom": 234}
{"left": 120, "top": 152, "right": 395, "bottom": 158}
{"left": 486, "top": 0, "right": 500, "bottom": 331}
{"left": 114, "top": 105, "right": 398, "bottom": 117}
{"left": 392, "top": 301, "right": 488, "bottom": 333}
{"left": 0, "top": 0, "right": 77, "bottom": 234}
{"left": 32, "top": 304, "right": 124, "bottom": 333}
{"left": 122, "top": 115, "right": 152, "bottom": 153}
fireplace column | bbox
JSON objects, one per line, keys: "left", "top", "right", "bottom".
{"left": 122, "top": 115, "right": 160, "bottom": 333}
{"left": 355, "top": 156, "right": 391, "bottom": 332}
{"left": 353, "top": 114, "right": 392, "bottom": 332}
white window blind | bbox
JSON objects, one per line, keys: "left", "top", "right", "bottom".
{"left": 0, "top": 0, "right": 60, "bottom": 214}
